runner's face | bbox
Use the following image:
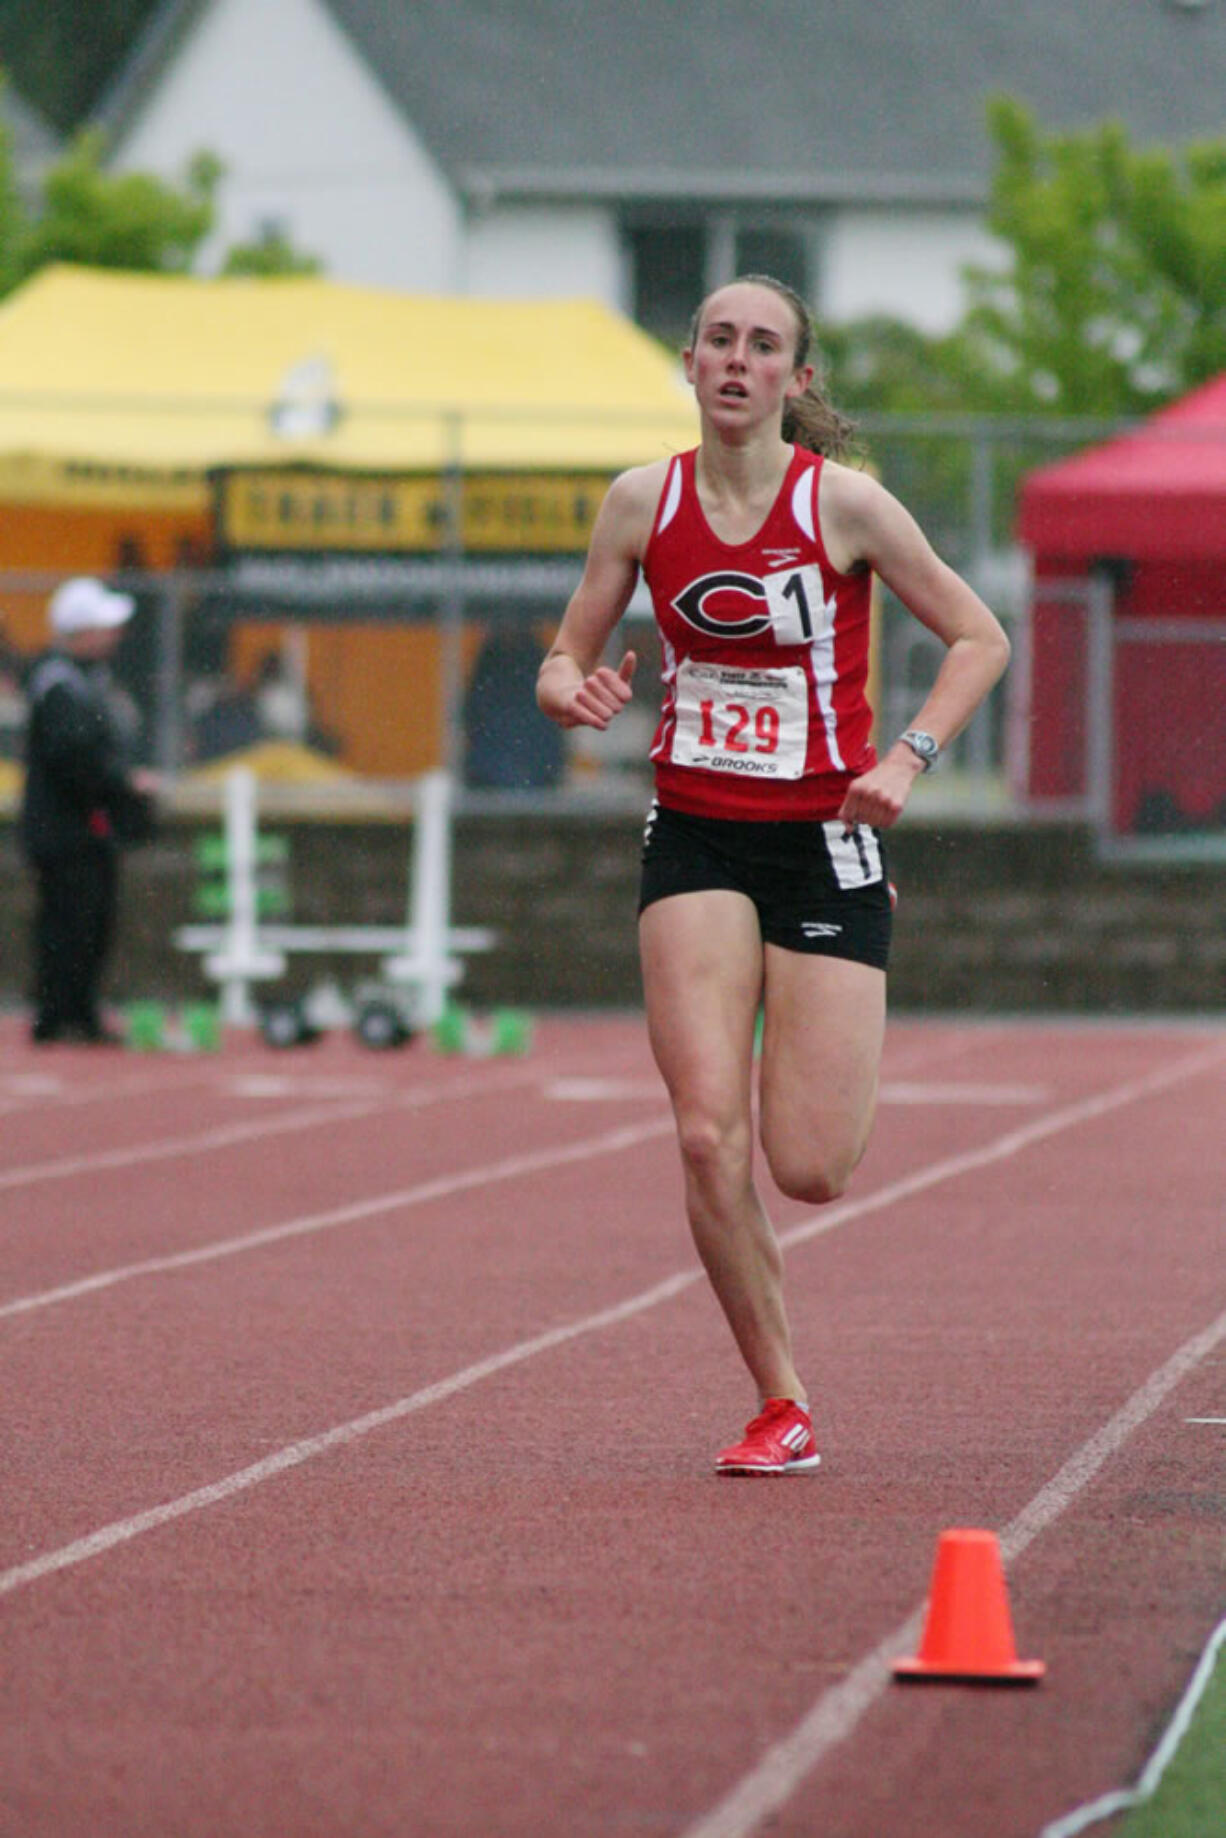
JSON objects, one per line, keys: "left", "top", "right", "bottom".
{"left": 685, "top": 284, "right": 813, "bottom": 433}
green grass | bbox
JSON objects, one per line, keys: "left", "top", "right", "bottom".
{"left": 1114, "top": 1644, "right": 1226, "bottom": 1838}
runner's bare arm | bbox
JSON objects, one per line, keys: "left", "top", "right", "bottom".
{"left": 820, "top": 463, "right": 1011, "bottom": 827}
{"left": 537, "top": 464, "right": 665, "bottom": 730}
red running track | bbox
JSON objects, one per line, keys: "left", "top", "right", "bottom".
{"left": 0, "top": 1013, "right": 1223, "bottom": 1837}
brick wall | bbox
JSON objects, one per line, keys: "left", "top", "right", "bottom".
{"left": 3, "top": 813, "right": 1225, "bottom": 1017}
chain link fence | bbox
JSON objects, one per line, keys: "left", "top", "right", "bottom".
{"left": 4, "top": 412, "right": 1216, "bottom": 852}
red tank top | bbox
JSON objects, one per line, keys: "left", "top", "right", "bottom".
{"left": 641, "top": 445, "right": 876, "bottom": 820}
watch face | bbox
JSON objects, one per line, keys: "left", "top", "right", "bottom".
{"left": 903, "top": 731, "right": 938, "bottom": 766}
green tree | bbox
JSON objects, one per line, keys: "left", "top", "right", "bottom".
{"left": 0, "top": 99, "right": 25, "bottom": 295}
{"left": 818, "top": 314, "right": 977, "bottom": 420}
{"left": 221, "top": 226, "right": 322, "bottom": 278}
{"left": 19, "top": 131, "right": 219, "bottom": 275}
{"left": 815, "top": 316, "right": 986, "bottom": 559}
{"left": 820, "top": 98, "right": 1226, "bottom": 426}
{"left": 0, "top": 115, "right": 323, "bottom": 292}
{"left": 958, "top": 96, "right": 1226, "bottom": 416}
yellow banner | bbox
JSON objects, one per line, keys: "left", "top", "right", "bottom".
{"left": 216, "top": 469, "right": 614, "bottom": 554}
{"left": 0, "top": 453, "right": 207, "bottom": 512}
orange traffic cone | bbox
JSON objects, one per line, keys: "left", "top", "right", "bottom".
{"left": 893, "top": 1528, "right": 1045, "bottom": 1684}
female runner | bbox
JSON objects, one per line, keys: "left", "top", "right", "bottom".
{"left": 537, "top": 275, "right": 1010, "bottom": 1473}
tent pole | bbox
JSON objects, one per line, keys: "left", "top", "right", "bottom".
{"left": 154, "top": 574, "right": 186, "bottom": 775}
{"left": 1086, "top": 573, "right": 1115, "bottom": 838}
{"left": 440, "top": 410, "right": 465, "bottom": 781}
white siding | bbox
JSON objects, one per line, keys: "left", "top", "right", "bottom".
{"left": 110, "top": 0, "right": 463, "bottom": 290}
{"left": 104, "top": 2, "right": 1007, "bottom": 327}
{"left": 821, "top": 207, "right": 1005, "bottom": 332}
{"left": 463, "top": 204, "right": 627, "bottom": 308}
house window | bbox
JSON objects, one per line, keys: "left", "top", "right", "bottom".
{"left": 628, "top": 219, "right": 812, "bottom": 347}
{"left": 735, "top": 228, "right": 809, "bottom": 300}
{"left": 628, "top": 225, "right": 706, "bottom": 348}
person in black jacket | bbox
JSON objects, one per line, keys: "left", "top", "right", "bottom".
{"left": 20, "top": 577, "right": 159, "bottom": 1045}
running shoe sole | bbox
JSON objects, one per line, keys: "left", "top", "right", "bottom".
{"left": 716, "top": 1453, "right": 822, "bottom": 1476}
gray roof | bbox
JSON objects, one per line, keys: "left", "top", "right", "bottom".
{"left": 97, "top": 0, "right": 1226, "bottom": 207}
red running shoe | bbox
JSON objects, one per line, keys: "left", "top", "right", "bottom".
{"left": 715, "top": 1398, "right": 821, "bottom": 1475}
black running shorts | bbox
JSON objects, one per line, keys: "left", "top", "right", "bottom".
{"left": 638, "top": 801, "right": 893, "bottom": 969}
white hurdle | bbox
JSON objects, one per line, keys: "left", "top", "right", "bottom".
{"left": 382, "top": 768, "right": 456, "bottom": 1026}
{"left": 175, "top": 765, "right": 494, "bottom": 1028}
{"left": 193, "top": 766, "right": 285, "bottom": 1025}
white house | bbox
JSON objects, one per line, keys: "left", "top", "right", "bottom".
{"left": 94, "top": 0, "right": 1226, "bottom": 341}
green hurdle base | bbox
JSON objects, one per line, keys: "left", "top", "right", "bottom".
{"left": 430, "top": 1003, "right": 534, "bottom": 1057}
{"left": 124, "top": 1001, "right": 223, "bottom": 1052}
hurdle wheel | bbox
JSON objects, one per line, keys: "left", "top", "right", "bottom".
{"left": 355, "top": 1000, "right": 412, "bottom": 1050}
{"left": 260, "top": 1000, "right": 312, "bottom": 1048}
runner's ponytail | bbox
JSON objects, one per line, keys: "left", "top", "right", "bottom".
{"left": 781, "top": 381, "right": 857, "bottom": 461}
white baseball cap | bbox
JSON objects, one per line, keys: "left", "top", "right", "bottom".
{"left": 50, "top": 577, "right": 136, "bottom": 636}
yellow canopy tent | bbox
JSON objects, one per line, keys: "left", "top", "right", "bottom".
{"left": 0, "top": 267, "right": 698, "bottom": 775}
{"left": 0, "top": 264, "right": 698, "bottom": 508}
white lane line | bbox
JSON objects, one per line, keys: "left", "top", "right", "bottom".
{"left": 1, "top": 1040, "right": 1223, "bottom": 1605}
{"left": 878, "top": 1080, "right": 1047, "bottom": 1106}
{"left": 5, "top": 1040, "right": 1215, "bottom": 1324}
{"left": 220, "top": 1075, "right": 393, "bottom": 1100}
{"left": 542, "top": 1079, "right": 1046, "bottom": 1109}
{"left": 0, "top": 1076, "right": 64, "bottom": 1101}
{"left": 0, "top": 1063, "right": 541, "bottom": 1194}
{"left": 0, "top": 1117, "right": 677, "bottom": 1320}
{"left": 3, "top": 1038, "right": 1222, "bottom": 1323}
{"left": 778, "top": 1039, "right": 1226, "bottom": 1262}
{"left": 543, "top": 1078, "right": 665, "bottom": 1102}
{"left": 680, "top": 1037, "right": 1226, "bottom": 1838}
{"left": 680, "top": 1304, "right": 1226, "bottom": 1838}
{"left": 0, "top": 1263, "right": 697, "bottom": 1599}
{"left": 0, "top": 1067, "right": 215, "bottom": 1115}
{"left": 1038, "top": 1612, "right": 1226, "bottom": 1837}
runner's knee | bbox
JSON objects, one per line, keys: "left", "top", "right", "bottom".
{"left": 766, "top": 1137, "right": 860, "bottom": 1206}
{"left": 675, "top": 1108, "right": 751, "bottom": 1190}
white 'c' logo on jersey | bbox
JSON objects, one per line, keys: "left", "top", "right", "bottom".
{"left": 673, "top": 566, "right": 835, "bottom": 647}
{"left": 672, "top": 572, "right": 771, "bottom": 639}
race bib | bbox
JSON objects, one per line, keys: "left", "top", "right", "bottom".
{"left": 671, "top": 659, "right": 808, "bottom": 780}
{"left": 763, "top": 563, "right": 836, "bottom": 647}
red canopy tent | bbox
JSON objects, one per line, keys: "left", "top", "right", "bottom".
{"left": 1016, "top": 376, "right": 1226, "bottom": 834}
{"left": 1018, "top": 373, "right": 1226, "bottom": 564}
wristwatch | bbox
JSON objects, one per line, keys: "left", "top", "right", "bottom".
{"left": 899, "top": 729, "right": 939, "bottom": 772}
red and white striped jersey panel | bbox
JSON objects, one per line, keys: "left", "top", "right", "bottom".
{"left": 642, "top": 446, "right": 876, "bottom": 820}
